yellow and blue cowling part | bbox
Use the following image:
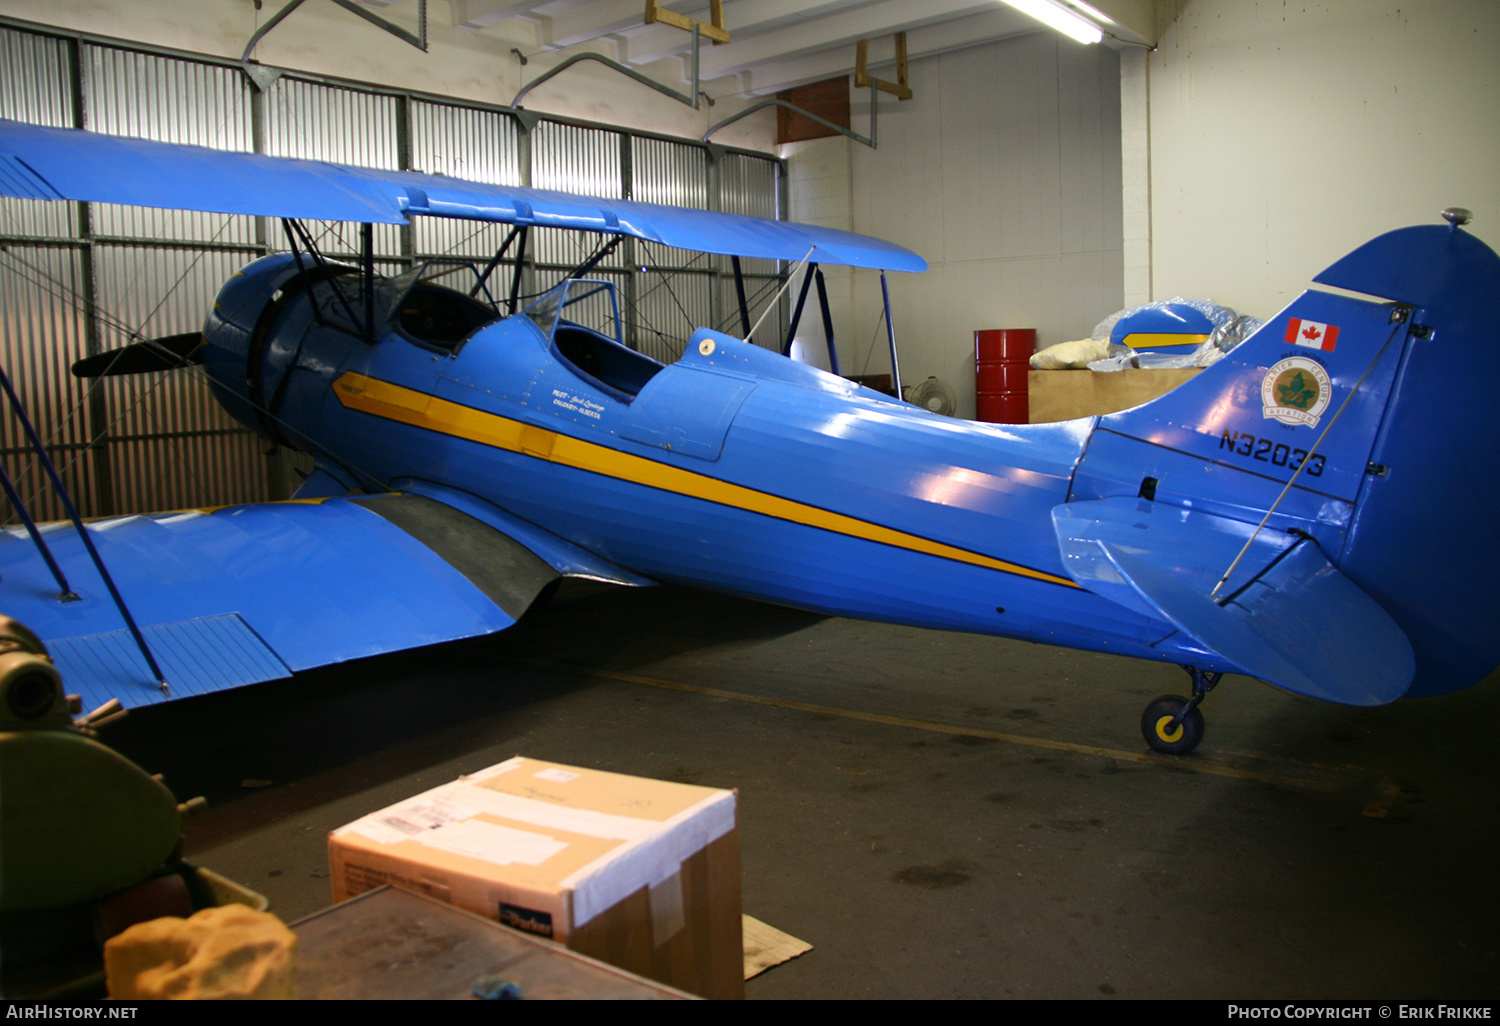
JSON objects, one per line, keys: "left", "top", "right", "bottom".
{"left": 1109, "top": 301, "right": 1217, "bottom": 354}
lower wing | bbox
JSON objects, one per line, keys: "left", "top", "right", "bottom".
{"left": 1, "top": 492, "right": 648, "bottom": 710}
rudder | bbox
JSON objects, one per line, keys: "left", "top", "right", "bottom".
{"left": 1321, "top": 225, "right": 1500, "bottom": 696}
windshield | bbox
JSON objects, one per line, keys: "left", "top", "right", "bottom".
{"left": 380, "top": 262, "right": 498, "bottom": 325}
{"left": 523, "top": 278, "right": 622, "bottom": 344}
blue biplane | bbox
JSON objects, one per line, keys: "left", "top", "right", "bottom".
{"left": 1, "top": 118, "right": 1497, "bottom": 754}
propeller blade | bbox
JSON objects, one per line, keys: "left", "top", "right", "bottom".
{"left": 71, "top": 333, "right": 205, "bottom": 378}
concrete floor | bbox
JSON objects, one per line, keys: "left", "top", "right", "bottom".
{"left": 105, "top": 580, "right": 1500, "bottom": 1000}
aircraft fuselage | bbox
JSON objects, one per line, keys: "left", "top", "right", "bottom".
{"left": 202, "top": 255, "right": 1225, "bottom": 674}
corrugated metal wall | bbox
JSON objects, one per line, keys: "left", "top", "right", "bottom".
{"left": 411, "top": 101, "right": 521, "bottom": 262}
{"left": 0, "top": 31, "right": 94, "bottom": 524}
{"left": 718, "top": 151, "right": 786, "bottom": 352}
{"left": 0, "top": 21, "right": 784, "bottom": 522}
{"left": 630, "top": 135, "right": 714, "bottom": 362}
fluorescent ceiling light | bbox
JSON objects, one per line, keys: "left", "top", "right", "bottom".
{"left": 997, "top": 0, "right": 1103, "bottom": 44}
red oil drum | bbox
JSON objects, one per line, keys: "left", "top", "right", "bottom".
{"left": 975, "top": 360, "right": 1029, "bottom": 393}
{"left": 974, "top": 329, "right": 1035, "bottom": 423}
{"left": 975, "top": 392, "right": 1029, "bottom": 423}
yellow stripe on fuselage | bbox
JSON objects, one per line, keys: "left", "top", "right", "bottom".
{"left": 194, "top": 497, "right": 336, "bottom": 515}
{"left": 332, "top": 371, "right": 1078, "bottom": 588}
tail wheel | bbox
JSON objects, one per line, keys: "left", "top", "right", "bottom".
{"left": 1142, "top": 694, "right": 1205, "bottom": 755}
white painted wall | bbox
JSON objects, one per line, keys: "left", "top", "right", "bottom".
{"left": 1119, "top": 46, "right": 1151, "bottom": 308}
{"left": 791, "top": 32, "right": 1123, "bottom": 419}
{"left": 1148, "top": 0, "right": 1500, "bottom": 319}
{"left": 0, "top": 0, "right": 776, "bottom": 150}
{"left": 781, "top": 135, "right": 856, "bottom": 372}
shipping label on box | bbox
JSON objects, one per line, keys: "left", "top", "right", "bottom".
{"left": 328, "top": 756, "right": 743, "bottom": 998}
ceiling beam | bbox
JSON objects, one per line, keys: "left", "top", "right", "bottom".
{"left": 441, "top": 1, "right": 1152, "bottom": 97}
{"left": 725, "top": 6, "right": 1040, "bottom": 96}
{"left": 535, "top": 0, "right": 708, "bottom": 47}
{"left": 687, "top": 0, "right": 1005, "bottom": 82}
{"left": 449, "top": 1, "right": 548, "bottom": 31}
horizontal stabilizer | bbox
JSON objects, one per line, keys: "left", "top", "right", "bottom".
{"left": 0, "top": 495, "right": 564, "bottom": 707}
{"left": 1053, "top": 498, "right": 1414, "bottom": 705}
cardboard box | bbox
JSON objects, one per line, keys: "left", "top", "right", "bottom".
{"left": 328, "top": 756, "right": 743, "bottom": 999}
{"left": 1027, "top": 367, "right": 1202, "bottom": 423}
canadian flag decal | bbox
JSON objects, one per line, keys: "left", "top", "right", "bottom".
{"left": 1285, "top": 317, "right": 1339, "bottom": 352}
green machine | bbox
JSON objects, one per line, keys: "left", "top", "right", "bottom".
{"left": 0, "top": 615, "right": 207, "bottom": 996}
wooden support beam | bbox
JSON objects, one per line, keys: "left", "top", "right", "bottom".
{"left": 855, "top": 33, "right": 912, "bottom": 101}
{"left": 644, "top": 0, "right": 731, "bottom": 45}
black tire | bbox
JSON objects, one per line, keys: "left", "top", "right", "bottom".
{"left": 1141, "top": 694, "right": 1205, "bottom": 755}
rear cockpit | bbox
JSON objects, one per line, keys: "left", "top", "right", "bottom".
{"left": 523, "top": 278, "right": 664, "bottom": 400}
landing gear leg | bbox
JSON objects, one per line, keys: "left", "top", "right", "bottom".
{"left": 1141, "top": 668, "right": 1221, "bottom": 755}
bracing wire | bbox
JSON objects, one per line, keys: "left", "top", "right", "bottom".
{"left": 0, "top": 244, "right": 243, "bottom": 513}
{"left": 1208, "top": 313, "right": 1408, "bottom": 600}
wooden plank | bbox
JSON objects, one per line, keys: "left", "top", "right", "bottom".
{"left": 645, "top": 0, "right": 731, "bottom": 45}
{"left": 854, "top": 36, "right": 913, "bottom": 100}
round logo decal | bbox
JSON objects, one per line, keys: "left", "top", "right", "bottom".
{"left": 1261, "top": 357, "right": 1331, "bottom": 428}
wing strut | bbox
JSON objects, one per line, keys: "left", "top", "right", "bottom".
{"left": 814, "top": 267, "right": 841, "bottom": 375}
{"left": 880, "top": 270, "right": 902, "bottom": 400}
{"left": 731, "top": 256, "right": 753, "bottom": 339}
{"left": 472, "top": 225, "right": 522, "bottom": 300}
{"left": 508, "top": 226, "right": 531, "bottom": 314}
{"left": 783, "top": 261, "right": 818, "bottom": 356}
{"left": 0, "top": 363, "right": 168, "bottom": 693}
{"left": 0, "top": 461, "right": 75, "bottom": 601}
{"left": 281, "top": 218, "right": 368, "bottom": 339}
{"left": 572, "top": 236, "right": 622, "bottom": 282}
{"left": 361, "top": 221, "right": 375, "bottom": 341}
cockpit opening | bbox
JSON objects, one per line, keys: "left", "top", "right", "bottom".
{"left": 383, "top": 262, "right": 504, "bottom": 349}
{"left": 553, "top": 324, "right": 664, "bottom": 398}
{"left": 525, "top": 278, "right": 664, "bottom": 400}
{"left": 397, "top": 284, "right": 499, "bottom": 345}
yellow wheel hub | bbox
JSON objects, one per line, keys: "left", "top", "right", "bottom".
{"left": 1154, "top": 715, "right": 1184, "bottom": 744}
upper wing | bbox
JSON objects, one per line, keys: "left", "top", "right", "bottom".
{"left": 0, "top": 493, "right": 648, "bottom": 711}
{"left": 1052, "top": 497, "right": 1414, "bottom": 705}
{"left": 0, "top": 118, "right": 926, "bottom": 272}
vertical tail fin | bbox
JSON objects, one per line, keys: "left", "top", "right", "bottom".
{"left": 1069, "top": 223, "right": 1500, "bottom": 699}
